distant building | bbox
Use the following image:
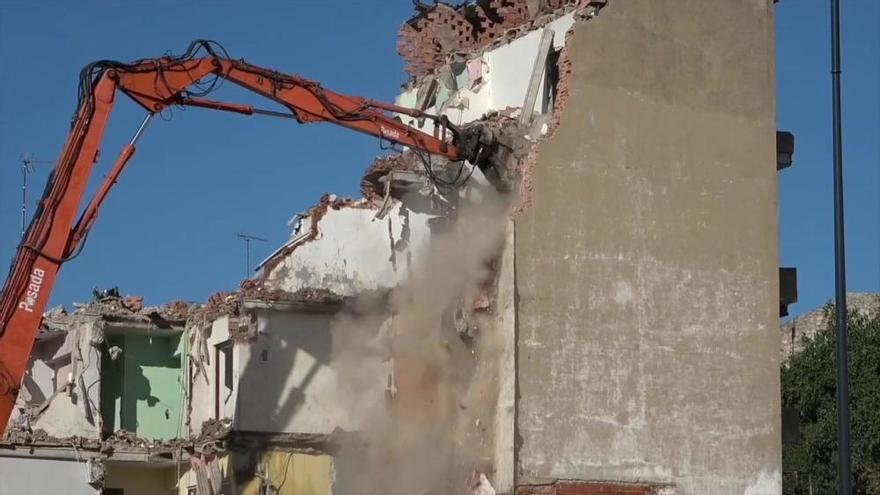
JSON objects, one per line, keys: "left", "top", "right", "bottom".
{"left": 781, "top": 293, "right": 880, "bottom": 360}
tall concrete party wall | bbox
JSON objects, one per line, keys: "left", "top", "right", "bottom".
{"left": 514, "top": 1, "right": 781, "bottom": 493}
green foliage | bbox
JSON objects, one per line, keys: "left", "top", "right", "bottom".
{"left": 782, "top": 306, "right": 880, "bottom": 494}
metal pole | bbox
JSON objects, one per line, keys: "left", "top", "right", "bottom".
{"left": 129, "top": 113, "right": 153, "bottom": 146}
{"left": 245, "top": 239, "right": 251, "bottom": 277}
{"left": 831, "top": 0, "right": 852, "bottom": 493}
{"left": 21, "top": 160, "right": 28, "bottom": 237}
{"left": 237, "top": 233, "right": 267, "bottom": 277}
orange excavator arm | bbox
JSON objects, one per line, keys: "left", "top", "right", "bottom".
{"left": 0, "top": 40, "right": 493, "bottom": 433}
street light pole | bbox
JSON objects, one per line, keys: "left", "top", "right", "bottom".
{"left": 830, "top": 0, "right": 851, "bottom": 493}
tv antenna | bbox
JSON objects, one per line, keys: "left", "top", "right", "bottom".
{"left": 18, "top": 153, "right": 53, "bottom": 237}
{"left": 236, "top": 233, "right": 268, "bottom": 277}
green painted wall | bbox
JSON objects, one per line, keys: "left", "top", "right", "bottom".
{"left": 100, "top": 333, "right": 183, "bottom": 440}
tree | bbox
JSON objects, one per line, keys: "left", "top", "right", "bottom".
{"left": 782, "top": 306, "right": 880, "bottom": 494}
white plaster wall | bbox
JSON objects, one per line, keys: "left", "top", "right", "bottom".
{"left": 267, "top": 202, "right": 434, "bottom": 296}
{"left": 0, "top": 457, "right": 98, "bottom": 495}
{"left": 234, "top": 309, "right": 389, "bottom": 434}
{"left": 188, "top": 316, "right": 237, "bottom": 436}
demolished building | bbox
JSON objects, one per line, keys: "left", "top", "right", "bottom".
{"left": 1, "top": 0, "right": 785, "bottom": 493}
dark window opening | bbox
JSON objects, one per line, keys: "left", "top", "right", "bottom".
{"left": 542, "top": 49, "right": 561, "bottom": 114}
{"left": 214, "top": 341, "right": 234, "bottom": 419}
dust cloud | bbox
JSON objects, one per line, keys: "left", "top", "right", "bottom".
{"left": 331, "top": 186, "right": 511, "bottom": 495}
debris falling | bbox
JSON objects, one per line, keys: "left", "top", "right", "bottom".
{"left": 331, "top": 188, "right": 511, "bottom": 494}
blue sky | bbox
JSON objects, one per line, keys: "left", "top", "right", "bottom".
{"left": 0, "top": 1, "right": 877, "bottom": 317}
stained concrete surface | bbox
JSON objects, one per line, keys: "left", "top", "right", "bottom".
{"left": 0, "top": 457, "right": 98, "bottom": 495}
{"left": 515, "top": 0, "right": 781, "bottom": 493}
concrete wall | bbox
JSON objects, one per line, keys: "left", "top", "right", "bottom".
{"left": 234, "top": 309, "right": 390, "bottom": 434}
{"left": 0, "top": 457, "right": 98, "bottom": 495}
{"left": 515, "top": 1, "right": 781, "bottom": 493}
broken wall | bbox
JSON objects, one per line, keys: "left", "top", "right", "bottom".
{"left": 11, "top": 317, "right": 103, "bottom": 440}
{"left": 263, "top": 202, "right": 435, "bottom": 296}
{"left": 514, "top": 0, "right": 781, "bottom": 493}
{"left": 395, "top": 13, "right": 575, "bottom": 133}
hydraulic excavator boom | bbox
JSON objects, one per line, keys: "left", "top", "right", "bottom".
{"left": 0, "top": 40, "right": 494, "bottom": 433}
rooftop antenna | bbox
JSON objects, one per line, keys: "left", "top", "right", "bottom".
{"left": 236, "top": 233, "right": 268, "bottom": 277}
{"left": 18, "top": 153, "right": 53, "bottom": 237}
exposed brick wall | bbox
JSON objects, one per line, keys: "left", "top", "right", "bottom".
{"left": 398, "top": 0, "right": 582, "bottom": 78}
{"left": 398, "top": 4, "right": 475, "bottom": 79}
{"left": 551, "top": 28, "right": 575, "bottom": 130}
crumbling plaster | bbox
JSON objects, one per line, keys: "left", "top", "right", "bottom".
{"left": 12, "top": 317, "right": 103, "bottom": 440}
{"left": 514, "top": 0, "right": 781, "bottom": 493}
{"left": 264, "top": 201, "right": 435, "bottom": 296}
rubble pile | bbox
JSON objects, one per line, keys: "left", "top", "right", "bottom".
{"left": 68, "top": 289, "right": 195, "bottom": 326}
{"left": 2, "top": 425, "right": 100, "bottom": 449}
{"left": 242, "top": 284, "right": 346, "bottom": 306}
{"left": 2, "top": 420, "right": 230, "bottom": 456}
{"left": 360, "top": 153, "right": 424, "bottom": 201}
